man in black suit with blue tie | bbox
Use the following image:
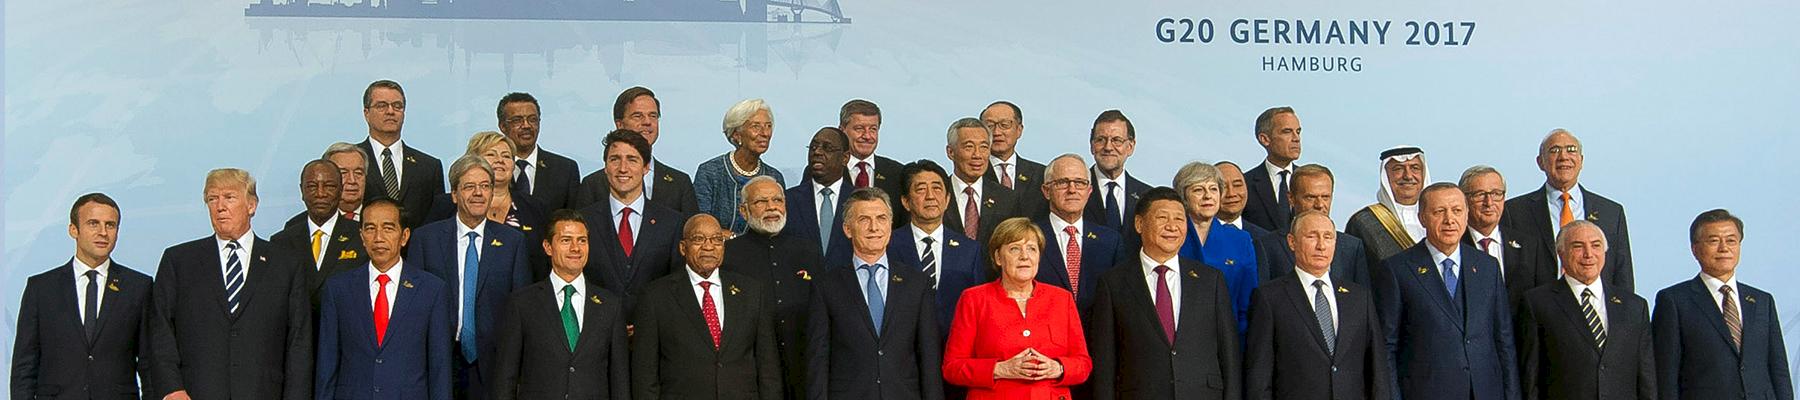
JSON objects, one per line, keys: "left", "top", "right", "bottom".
{"left": 358, "top": 79, "right": 445, "bottom": 229}
{"left": 149, "top": 169, "right": 314, "bottom": 400}
{"left": 581, "top": 129, "right": 686, "bottom": 315}
{"left": 1085, "top": 110, "right": 1151, "bottom": 246}
{"left": 1036, "top": 154, "right": 1125, "bottom": 317}
{"left": 408, "top": 155, "right": 533, "bottom": 400}
{"left": 1241, "top": 107, "right": 1302, "bottom": 233}
{"left": 490, "top": 210, "right": 630, "bottom": 400}
{"left": 1516, "top": 220, "right": 1653, "bottom": 400}
{"left": 12, "top": 193, "right": 155, "bottom": 399}
{"left": 807, "top": 188, "right": 944, "bottom": 400}
{"left": 786, "top": 127, "right": 854, "bottom": 264}
{"left": 889, "top": 160, "right": 983, "bottom": 336}
{"left": 1372, "top": 183, "right": 1519, "bottom": 400}
{"left": 1246, "top": 211, "right": 1392, "bottom": 400}
{"left": 499, "top": 92, "right": 580, "bottom": 211}
{"left": 1653, "top": 209, "right": 1791, "bottom": 400}
{"left": 1252, "top": 164, "right": 1372, "bottom": 288}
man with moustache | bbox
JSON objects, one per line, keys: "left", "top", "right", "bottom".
{"left": 498, "top": 92, "right": 580, "bottom": 211}
{"left": 1503, "top": 129, "right": 1634, "bottom": 293}
{"left": 887, "top": 160, "right": 984, "bottom": 336}
{"left": 12, "top": 193, "right": 156, "bottom": 399}
{"left": 287, "top": 142, "right": 372, "bottom": 226}
{"left": 1457, "top": 165, "right": 1555, "bottom": 307}
{"left": 1372, "top": 183, "right": 1518, "bottom": 400}
{"left": 632, "top": 215, "right": 782, "bottom": 400}
{"left": 315, "top": 198, "right": 453, "bottom": 399}
{"left": 807, "top": 188, "right": 944, "bottom": 400}
{"left": 489, "top": 210, "right": 630, "bottom": 400}
{"left": 272, "top": 159, "right": 368, "bottom": 304}
{"left": 357, "top": 79, "right": 445, "bottom": 229}
{"left": 1245, "top": 211, "right": 1392, "bottom": 400}
{"left": 1214, "top": 161, "right": 1270, "bottom": 238}
{"left": 1653, "top": 209, "right": 1791, "bottom": 400}
{"left": 1033, "top": 153, "right": 1125, "bottom": 317}
{"left": 1346, "top": 146, "right": 1430, "bottom": 269}
{"left": 726, "top": 175, "right": 821, "bottom": 399}
{"left": 941, "top": 117, "right": 1019, "bottom": 245}
{"left": 785, "top": 127, "right": 855, "bottom": 261}
{"left": 839, "top": 99, "right": 907, "bottom": 223}
{"left": 981, "top": 100, "right": 1047, "bottom": 216}
{"left": 573, "top": 86, "right": 699, "bottom": 214}
{"left": 1085, "top": 110, "right": 1151, "bottom": 245}
{"left": 1515, "top": 221, "right": 1654, "bottom": 400}
{"left": 1242, "top": 107, "right": 1303, "bottom": 233}
{"left": 1252, "top": 164, "right": 1372, "bottom": 288}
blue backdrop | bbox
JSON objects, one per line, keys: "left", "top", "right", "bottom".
{"left": 5, "top": 0, "right": 1799, "bottom": 394}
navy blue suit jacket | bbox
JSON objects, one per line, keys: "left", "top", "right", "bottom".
{"left": 805, "top": 259, "right": 944, "bottom": 400}
{"left": 1373, "top": 243, "right": 1520, "bottom": 400}
{"left": 886, "top": 225, "right": 984, "bottom": 337}
{"left": 785, "top": 179, "right": 853, "bottom": 264}
{"left": 1033, "top": 217, "right": 1125, "bottom": 317}
{"left": 315, "top": 263, "right": 453, "bottom": 399}
{"left": 1240, "top": 162, "right": 1290, "bottom": 233}
{"left": 578, "top": 200, "right": 686, "bottom": 315}
{"left": 1083, "top": 168, "right": 1150, "bottom": 246}
{"left": 1653, "top": 277, "right": 1792, "bottom": 400}
{"left": 405, "top": 220, "right": 532, "bottom": 370}
{"left": 11, "top": 261, "right": 154, "bottom": 399}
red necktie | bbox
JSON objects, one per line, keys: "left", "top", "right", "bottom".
{"left": 855, "top": 161, "right": 871, "bottom": 188}
{"left": 1064, "top": 226, "right": 1082, "bottom": 295}
{"left": 619, "top": 207, "right": 636, "bottom": 258}
{"left": 374, "top": 274, "right": 391, "bottom": 346}
{"left": 962, "top": 187, "right": 980, "bottom": 240}
{"left": 343, "top": 210, "right": 357, "bottom": 221}
{"left": 1479, "top": 238, "right": 1495, "bottom": 254}
{"left": 700, "top": 281, "right": 722, "bottom": 349}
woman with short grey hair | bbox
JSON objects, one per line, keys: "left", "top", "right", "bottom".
{"left": 693, "top": 98, "right": 786, "bottom": 235}
{"left": 1173, "top": 160, "right": 1260, "bottom": 335}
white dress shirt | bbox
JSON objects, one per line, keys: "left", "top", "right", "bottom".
{"left": 217, "top": 231, "right": 257, "bottom": 284}
{"left": 1427, "top": 244, "right": 1463, "bottom": 285}
{"left": 1263, "top": 160, "right": 1295, "bottom": 200}
{"left": 455, "top": 220, "right": 486, "bottom": 335}
{"left": 1295, "top": 266, "right": 1339, "bottom": 332}
{"left": 553, "top": 273, "right": 588, "bottom": 329}
{"left": 1140, "top": 251, "right": 1182, "bottom": 324}
{"left": 641, "top": 157, "right": 658, "bottom": 201}
{"left": 1700, "top": 273, "right": 1742, "bottom": 316}
{"left": 814, "top": 177, "right": 843, "bottom": 217}
{"left": 73, "top": 257, "right": 111, "bottom": 320}
{"left": 990, "top": 153, "right": 1019, "bottom": 185}
{"left": 609, "top": 193, "right": 647, "bottom": 238}
{"left": 515, "top": 149, "right": 540, "bottom": 195}
{"left": 1566, "top": 276, "right": 1607, "bottom": 332}
{"left": 1546, "top": 184, "right": 1587, "bottom": 235}
{"left": 688, "top": 268, "right": 726, "bottom": 331}
{"left": 369, "top": 137, "right": 406, "bottom": 187}
{"left": 910, "top": 224, "right": 945, "bottom": 287}
{"left": 1470, "top": 227, "right": 1505, "bottom": 278}
{"left": 1095, "top": 168, "right": 1131, "bottom": 223}
{"left": 1219, "top": 216, "right": 1246, "bottom": 231}
{"left": 307, "top": 213, "right": 340, "bottom": 269}
{"left": 847, "top": 153, "right": 880, "bottom": 185}
{"left": 369, "top": 261, "right": 404, "bottom": 317}
{"left": 1050, "top": 214, "right": 1084, "bottom": 268}
{"left": 951, "top": 176, "right": 985, "bottom": 219}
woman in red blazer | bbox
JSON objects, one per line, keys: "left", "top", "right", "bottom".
{"left": 943, "top": 217, "right": 1092, "bottom": 400}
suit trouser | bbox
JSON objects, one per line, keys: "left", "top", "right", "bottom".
{"left": 454, "top": 343, "right": 486, "bottom": 400}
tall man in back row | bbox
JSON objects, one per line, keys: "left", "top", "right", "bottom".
{"left": 1502, "top": 129, "right": 1634, "bottom": 293}
{"left": 1242, "top": 106, "right": 1302, "bottom": 233}
{"left": 358, "top": 79, "right": 445, "bottom": 229}
{"left": 982, "top": 100, "right": 1047, "bottom": 216}
{"left": 1086, "top": 110, "right": 1151, "bottom": 246}
{"left": 499, "top": 92, "right": 581, "bottom": 211}
{"left": 574, "top": 86, "right": 700, "bottom": 215}
{"left": 840, "top": 99, "right": 907, "bottom": 224}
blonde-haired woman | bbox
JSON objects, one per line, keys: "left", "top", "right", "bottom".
{"left": 943, "top": 217, "right": 1091, "bottom": 399}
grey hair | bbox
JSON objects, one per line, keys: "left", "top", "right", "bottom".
{"left": 1539, "top": 128, "right": 1582, "bottom": 153}
{"left": 841, "top": 187, "right": 893, "bottom": 227}
{"left": 1555, "top": 219, "right": 1608, "bottom": 254}
{"left": 1172, "top": 161, "right": 1224, "bottom": 194}
{"left": 1457, "top": 165, "right": 1503, "bottom": 190}
{"left": 1042, "top": 153, "right": 1087, "bottom": 183}
{"left": 321, "top": 142, "right": 369, "bottom": 171}
{"left": 738, "top": 175, "right": 781, "bottom": 204}
{"left": 944, "top": 117, "right": 992, "bottom": 146}
{"left": 721, "top": 98, "right": 773, "bottom": 140}
{"left": 448, "top": 155, "right": 495, "bottom": 188}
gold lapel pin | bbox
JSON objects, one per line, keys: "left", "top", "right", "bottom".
{"left": 984, "top": 198, "right": 995, "bottom": 207}
{"left": 406, "top": 156, "right": 417, "bottom": 164}
{"left": 1086, "top": 232, "right": 1097, "bottom": 240}
{"left": 796, "top": 270, "right": 812, "bottom": 281}
{"left": 491, "top": 239, "right": 503, "bottom": 247}
{"left": 649, "top": 219, "right": 657, "bottom": 225}
{"left": 1131, "top": 193, "right": 1140, "bottom": 199}
{"left": 891, "top": 275, "right": 904, "bottom": 283}
{"left": 1586, "top": 212, "right": 1600, "bottom": 222}
{"left": 1020, "top": 176, "right": 1030, "bottom": 182}
{"left": 107, "top": 281, "right": 121, "bottom": 292}
{"left": 876, "top": 174, "right": 887, "bottom": 181}
{"left": 538, "top": 160, "right": 547, "bottom": 168}
{"left": 1611, "top": 297, "right": 1622, "bottom": 304}
{"left": 663, "top": 175, "right": 674, "bottom": 182}
{"left": 402, "top": 280, "right": 415, "bottom": 288}
{"left": 1746, "top": 296, "right": 1757, "bottom": 304}
{"left": 729, "top": 285, "right": 741, "bottom": 296}
{"left": 1337, "top": 286, "right": 1349, "bottom": 293}
{"left": 1224, "top": 259, "right": 1236, "bottom": 266}
{"left": 258, "top": 255, "right": 267, "bottom": 262}
{"left": 1417, "top": 267, "right": 1430, "bottom": 275}
{"left": 948, "top": 239, "right": 960, "bottom": 247}
{"left": 591, "top": 295, "right": 603, "bottom": 305}
{"left": 1186, "top": 270, "right": 1199, "bottom": 278}
{"left": 1471, "top": 266, "right": 1478, "bottom": 273}
{"left": 339, "top": 250, "right": 359, "bottom": 260}
{"left": 338, "top": 235, "right": 349, "bottom": 242}
{"left": 1507, "top": 240, "right": 1521, "bottom": 249}
{"left": 521, "top": 225, "right": 533, "bottom": 232}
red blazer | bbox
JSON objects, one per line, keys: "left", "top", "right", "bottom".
{"left": 943, "top": 281, "right": 1092, "bottom": 400}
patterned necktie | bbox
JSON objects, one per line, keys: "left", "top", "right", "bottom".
{"left": 381, "top": 148, "right": 401, "bottom": 200}
{"left": 374, "top": 274, "right": 391, "bottom": 346}
{"left": 311, "top": 230, "right": 325, "bottom": 268}
{"left": 1104, "top": 182, "right": 1122, "bottom": 228}
{"left": 920, "top": 237, "right": 938, "bottom": 290}
{"left": 699, "top": 281, "right": 722, "bottom": 349}
{"left": 862, "top": 264, "right": 887, "bottom": 334}
{"left": 855, "top": 162, "right": 871, "bottom": 188}
{"left": 618, "top": 207, "right": 636, "bottom": 258}
{"left": 998, "top": 163, "right": 1013, "bottom": 189}
{"left": 83, "top": 270, "right": 99, "bottom": 343}
{"left": 1581, "top": 288, "right": 1605, "bottom": 349}
{"left": 818, "top": 187, "right": 836, "bottom": 253}
{"left": 1559, "top": 192, "right": 1575, "bottom": 229}
{"left": 1153, "top": 265, "right": 1175, "bottom": 343}
{"left": 1721, "top": 285, "right": 1742, "bottom": 349}
{"left": 1441, "top": 258, "right": 1459, "bottom": 299}
{"left": 1313, "top": 280, "right": 1337, "bottom": 355}
{"left": 224, "top": 241, "right": 244, "bottom": 314}
{"left": 962, "top": 187, "right": 979, "bottom": 240}
{"left": 460, "top": 231, "right": 480, "bottom": 361}
{"left": 561, "top": 285, "right": 579, "bottom": 351}
{"left": 514, "top": 159, "right": 533, "bottom": 195}
{"left": 1063, "top": 226, "right": 1082, "bottom": 296}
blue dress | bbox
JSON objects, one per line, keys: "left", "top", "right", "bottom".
{"left": 1178, "top": 217, "right": 1259, "bottom": 336}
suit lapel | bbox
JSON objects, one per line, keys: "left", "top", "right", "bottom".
{"left": 719, "top": 275, "right": 749, "bottom": 350}
{"left": 50, "top": 264, "right": 89, "bottom": 345}
{"left": 360, "top": 269, "right": 383, "bottom": 351}
{"left": 1335, "top": 285, "right": 1368, "bottom": 362}
{"left": 234, "top": 240, "right": 275, "bottom": 320}
{"left": 574, "top": 283, "right": 608, "bottom": 354}
{"left": 671, "top": 274, "right": 713, "bottom": 349}
{"left": 478, "top": 225, "right": 506, "bottom": 306}
{"left": 837, "top": 267, "right": 882, "bottom": 339}
{"left": 1282, "top": 277, "right": 1334, "bottom": 356}
{"left": 1680, "top": 278, "right": 1740, "bottom": 354}
{"left": 889, "top": 228, "right": 921, "bottom": 267}
{"left": 1077, "top": 221, "right": 1108, "bottom": 294}
{"left": 91, "top": 273, "right": 131, "bottom": 347}
{"left": 1599, "top": 291, "right": 1633, "bottom": 360}
{"left": 1116, "top": 264, "right": 1167, "bottom": 346}
{"left": 1547, "top": 282, "right": 1600, "bottom": 352}
{"left": 1174, "top": 261, "right": 1207, "bottom": 343}
{"left": 1405, "top": 248, "right": 1463, "bottom": 328}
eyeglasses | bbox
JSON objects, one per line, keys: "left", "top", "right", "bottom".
{"left": 685, "top": 235, "right": 727, "bottom": 246}
{"left": 983, "top": 120, "right": 1018, "bottom": 131}
{"left": 504, "top": 116, "right": 540, "bottom": 126}
{"left": 367, "top": 101, "right": 405, "bottom": 111}
{"left": 1089, "top": 136, "right": 1131, "bottom": 147}
{"left": 745, "top": 197, "right": 785, "bottom": 209}
{"left": 1464, "top": 190, "right": 1506, "bottom": 201}
{"left": 1546, "top": 145, "right": 1580, "bottom": 155}
{"left": 1047, "top": 178, "right": 1091, "bottom": 190}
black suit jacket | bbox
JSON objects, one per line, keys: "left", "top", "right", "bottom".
{"left": 572, "top": 160, "right": 700, "bottom": 216}
{"left": 1088, "top": 257, "right": 1241, "bottom": 400}
{"left": 1033, "top": 218, "right": 1126, "bottom": 316}
{"left": 579, "top": 200, "right": 685, "bottom": 315}
{"left": 1501, "top": 185, "right": 1633, "bottom": 293}
{"left": 1517, "top": 280, "right": 1654, "bottom": 400}
{"left": 11, "top": 261, "right": 154, "bottom": 400}
{"left": 724, "top": 231, "right": 823, "bottom": 400}
{"left": 806, "top": 260, "right": 944, "bottom": 400}
{"left": 524, "top": 148, "right": 581, "bottom": 211}
{"left": 783, "top": 178, "right": 853, "bottom": 262}
{"left": 1084, "top": 168, "right": 1151, "bottom": 246}
{"left": 852, "top": 155, "right": 909, "bottom": 228}
{"left": 269, "top": 216, "right": 367, "bottom": 306}
{"left": 1653, "top": 277, "right": 1792, "bottom": 400}
{"left": 488, "top": 279, "right": 629, "bottom": 400}
{"left": 942, "top": 177, "right": 1018, "bottom": 247}
{"left": 1462, "top": 228, "right": 1557, "bottom": 308}
{"left": 148, "top": 236, "right": 313, "bottom": 399}
{"left": 630, "top": 271, "right": 782, "bottom": 400}
{"left": 984, "top": 155, "right": 1049, "bottom": 218}
{"left": 1253, "top": 228, "right": 1372, "bottom": 289}
{"left": 1241, "top": 162, "right": 1292, "bottom": 233}
{"left": 359, "top": 139, "right": 445, "bottom": 229}
{"left": 1245, "top": 275, "right": 1392, "bottom": 400}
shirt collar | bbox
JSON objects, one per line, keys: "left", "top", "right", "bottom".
{"left": 687, "top": 267, "right": 723, "bottom": 287}
{"left": 856, "top": 254, "right": 890, "bottom": 271}
{"left": 1140, "top": 251, "right": 1176, "bottom": 271}
{"left": 990, "top": 153, "right": 1019, "bottom": 169}
{"left": 308, "top": 213, "right": 340, "bottom": 238}
{"left": 1218, "top": 216, "right": 1244, "bottom": 230}
{"left": 516, "top": 148, "right": 540, "bottom": 169}
{"left": 1264, "top": 159, "right": 1294, "bottom": 179}
{"left": 911, "top": 223, "right": 942, "bottom": 246}
{"left": 216, "top": 230, "right": 256, "bottom": 255}
{"left": 369, "top": 137, "right": 404, "bottom": 158}
{"left": 847, "top": 153, "right": 877, "bottom": 170}
{"left": 1700, "top": 272, "right": 1738, "bottom": 297}
{"left": 72, "top": 257, "right": 112, "bottom": 281}
{"left": 554, "top": 273, "right": 588, "bottom": 296}
{"left": 1094, "top": 167, "right": 1129, "bottom": 187}
{"left": 1294, "top": 266, "right": 1333, "bottom": 291}
{"left": 1050, "top": 214, "right": 1083, "bottom": 236}
{"left": 1547, "top": 183, "right": 1585, "bottom": 206}
{"left": 1470, "top": 227, "right": 1502, "bottom": 245}
{"left": 813, "top": 177, "right": 843, "bottom": 193}
{"left": 610, "top": 192, "right": 647, "bottom": 218}
{"left": 952, "top": 175, "right": 985, "bottom": 198}
{"left": 1427, "top": 243, "right": 1461, "bottom": 268}
{"left": 369, "top": 259, "right": 404, "bottom": 283}
{"left": 1566, "top": 275, "right": 1604, "bottom": 301}
{"left": 456, "top": 218, "right": 486, "bottom": 239}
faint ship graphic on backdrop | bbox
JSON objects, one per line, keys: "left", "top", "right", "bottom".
{"left": 247, "top": 0, "right": 850, "bottom": 23}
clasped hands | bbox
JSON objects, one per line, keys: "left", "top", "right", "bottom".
{"left": 992, "top": 348, "right": 1063, "bottom": 381}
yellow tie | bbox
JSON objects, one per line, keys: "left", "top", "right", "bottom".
{"left": 1558, "top": 192, "right": 1575, "bottom": 228}
{"left": 309, "top": 229, "right": 324, "bottom": 266}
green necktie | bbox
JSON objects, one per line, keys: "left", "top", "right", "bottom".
{"left": 561, "top": 285, "right": 579, "bottom": 351}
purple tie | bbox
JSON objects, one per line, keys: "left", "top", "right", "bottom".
{"left": 1154, "top": 265, "right": 1175, "bottom": 342}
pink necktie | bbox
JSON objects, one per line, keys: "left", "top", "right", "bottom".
{"left": 962, "top": 187, "right": 979, "bottom": 239}
{"left": 1064, "top": 226, "right": 1082, "bottom": 295}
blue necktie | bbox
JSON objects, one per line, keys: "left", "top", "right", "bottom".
{"left": 862, "top": 264, "right": 886, "bottom": 334}
{"left": 1104, "top": 182, "right": 1122, "bottom": 227}
{"left": 1440, "top": 258, "right": 1459, "bottom": 299}
{"left": 819, "top": 187, "right": 836, "bottom": 253}
{"left": 461, "top": 231, "right": 480, "bottom": 361}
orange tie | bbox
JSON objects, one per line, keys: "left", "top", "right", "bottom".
{"left": 1558, "top": 192, "right": 1575, "bottom": 228}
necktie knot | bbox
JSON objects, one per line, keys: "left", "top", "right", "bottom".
{"left": 1154, "top": 265, "right": 1170, "bottom": 276}
{"left": 921, "top": 236, "right": 935, "bottom": 245}
{"left": 964, "top": 186, "right": 976, "bottom": 196}
{"left": 515, "top": 159, "right": 529, "bottom": 169}
{"left": 466, "top": 231, "right": 478, "bottom": 240}
{"left": 376, "top": 274, "right": 391, "bottom": 285}
{"left": 85, "top": 270, "right": 98, "bottom": 283}
{"left": 1313, "top": 280, "right": 1327, "bottom": 290}
{"left": 821, "top": 187, "right": 833, "bottom": 196}
{"left": 1064, "top": 226, "right": 1079, "bottom": 236}
{"left": 699, "top": 281, "right": 713, "bottom": 291}
{"left": 1720, "top": 285, "right": 1734, "bottom": 295}
{"left": 1479, "top": 238, "right": 1495, "bottom": 252}
{"left": 1582, "top": 287, "right": 1594, "bottom": 299}
{"left": 1560, "top": 191, "right": 1572, "bottom": 202}
{"left": 227, "top": 241, "right": 241, "bottom": 251}
{"left": 562, "top": 284, "right": 577, "bottom": 300}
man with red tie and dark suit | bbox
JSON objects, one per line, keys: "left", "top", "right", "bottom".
{"left": 1034, "top": 154, "right": 1124, "bottom": 318}
{"left": 807, "top": 188, "right": 944, "bottom": 400}
{"left": 316, "top": 198, "right": 453, "bottom": 399}
{"left": 580, "top": 129, "right": 686, "bottom": 315}
{"left": 1245, "top": 211, "right": 1392, "bottom": 400}
{"left": 1653, "top": 209, "right": 1791, "bottom": 400}
{"left": 631, "top": 214, "right": 783, "bottom": 400}
{"left": 490, "top": 210, "right": 629, "bottom": 400}
{"left": 149, "top": 169, "right": 314, "bottom": 400}
{"left": 12, "top": 193, "right": 155, "bottom": 399}
{"left": 357, "top": 80, "right": 445, "bottom": 229}
{"left": 1457, "top": 166, "right": 1556, "bottom": 308}
{"left": 1516, "top": 220, "right": 1653, "bottom": 400}
{"left": 838, "top": 99, "right": 908, "bottom": 225}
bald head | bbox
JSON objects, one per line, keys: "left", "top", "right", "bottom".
{"left": 1536, "top": 129, "right": 1585, "bottom": 191}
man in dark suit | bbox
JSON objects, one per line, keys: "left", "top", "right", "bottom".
{"left": 1246, "top": 211, "right": 1392, "bottom": 400}
{"left": 498, "top": 92, "right": 580, "bottom": 211}
{"left": 807, "top": 188, "right": 945, "bottom": 400}
{"left": 288, "top": 142, "right": 373, "bottom": 227}
{"left": 1085, "top": 110, "right": 1152, "bottom": 246}
{"left": 1253, "top": 164, "right": 1372, "bottom": 289}
{"left": 574, "top": 86, "right": 699, "bottom": 214}
{"left": 1516, "top": 221, "right": 1653, "bottom": 400}
{"left": 1372, "top": 183, "right": 1519, "bottom": 400}
{"left": 726, "top": 175, "right": 821, "bottom": 399}
{"left": 149, "top": 168, "right": 313, "bottom": 400}
{"left": 1457, "top": 166, "right": 1556, "bottom": 307}
{"left": 981, "top": 100, "right": 1048, "bottom": 217}
{"left": 490, "top": 210, "right": 629, "bottom": 400}
{"left": 408, "top": 156, "right": 533, "bottom": 400}
{"left": 12, "top": 193, "right": 155, "bottom": 399}
{"left": 941, "top": 117, "right": 1019, "bottom": 247}
{"left": 1501, "top": 129, "right": 1634, "bottom": 294}
{"left": 889, "top": 160, "right": 984, "bottom": 336}
{"left": 631, "top": 214, "right": 782, "bottom": 400}
{"left": 358, "top": 79, "right": 445, "bottom": 229}
{"left": 1033, "top": 154, "right": 1125, "bottom": 316}
{"left": 580, "top": 129, "right": 686, "bottom": 314}
{"left": 785, "top": 127, "right": 854, "bottom": 261}
{"left": 838, "top": 99, "right": 908, "bottom": 225}
{"left": 1088, "top": 187, "right": 1240, "bottom": 400}
{"left": 1214, "top": 161, "right": 1271, "bottom": 239}
{"left": 272, "top": 159, "right": 367, "bottom": 305}
{"left": 1653, "top": 209, "right": 1791, "bottom": 400}
{"left": 316, "top": 198, "right": 453, "bottom": 399}
{"left": 1241, "top": 107, "right": 1302, "bottom": 233}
